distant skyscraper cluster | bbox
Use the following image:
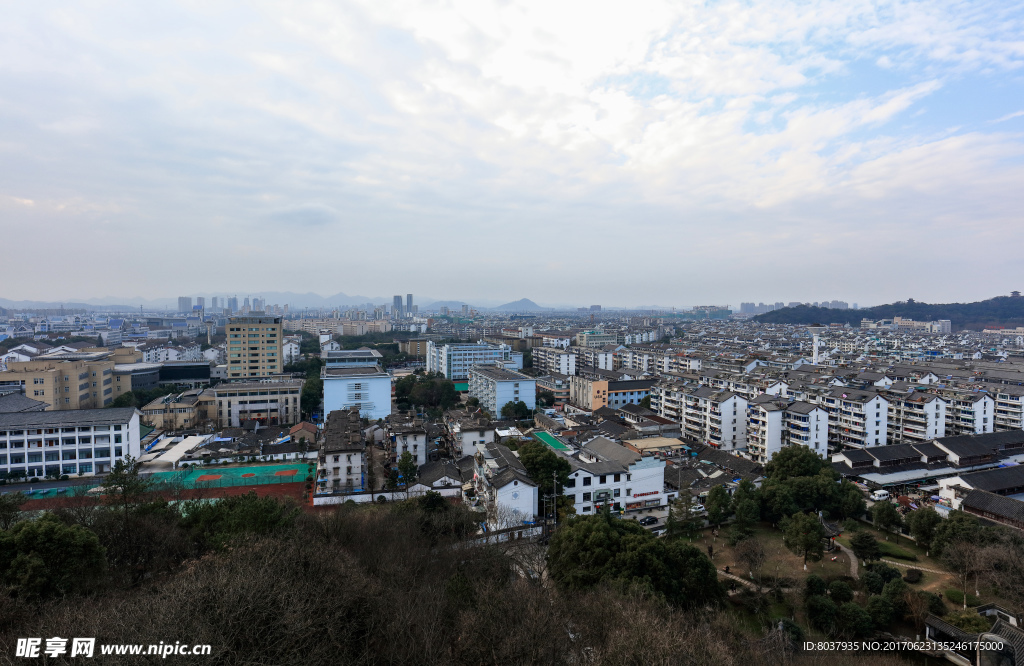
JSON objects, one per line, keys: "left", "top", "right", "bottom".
{"left": 177, "top": 295, "right": 288, "bottom": 316}
{"left": 739, "top": 300, "right": 855, "bottom": 314}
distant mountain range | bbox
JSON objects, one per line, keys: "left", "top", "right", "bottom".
{"left": 752, "top": 294, "right": 1024, "bottom": 331}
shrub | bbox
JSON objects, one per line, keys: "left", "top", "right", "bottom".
{"left": 862, "top": 571, "right": 884, "bottom": 595}
{"left": 837, "top": 602, "right": 874, "bottom": 638}
{"left": 841, "top": 518, "right": 861, "bottom": 533}
{"left": 806, "top": 595, "right": 838, "bottom": 634}
{"left": 943, "top": 611, "right": 991, "bottom": 633}
{"left": 828, "top": 580, "right": 854, "bottom": 603}
{"left": 903, "top": 568, "right": 922, "bottom": 584}
{"left": 805, "top": 574, "right": 827, "bottom": 599}
{"left": 29, "top": 478, "right": 40, "bottom": 484}
{"left": 867, "top": 595, "right": 895, "bottom": 629}
{"left": 878, "top": 541, "right": 918, "bottom": 561}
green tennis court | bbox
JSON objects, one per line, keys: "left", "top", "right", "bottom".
{"left": 534, "top": 431, "right": 569, "bottom": 451}
{"left": 149, "top": 463, "right": 314, "bottom": 488}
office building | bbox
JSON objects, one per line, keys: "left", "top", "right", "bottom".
{"left": 393, "top": 295, "right": 403, "bottom": 319}
{"left": 177, "top": 296, "right": 192, "bottom": 314}
{"left": 226, "top": 316, "right": 283, "bottom": 379}
{"left": 227, "top": 296, "right": 238, "bottom": 313}
{"left": 406, "top": 294, "right": 413, "bottom": 316}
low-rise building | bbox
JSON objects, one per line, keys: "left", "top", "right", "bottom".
{"left": 0, "top": 407, "right": 141, "bottom": 478}
{"left": 316, "top": 407, "right": 367, "bottom": 494}
{"left": 468, "top": 366, "right": 536, "bottom": 418}
{"left": 208, "top": 379, "right": 303, "bottom": 427}
{"left": 321, "top": 349, "right": 392, "bottom": 420}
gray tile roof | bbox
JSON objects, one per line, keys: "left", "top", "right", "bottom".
{"left": 0, "top": 408, "right": 138, "bottom": 428}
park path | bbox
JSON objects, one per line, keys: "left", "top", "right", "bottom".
{"left": 880, "top": 559, "right": 945, "bottom": 574}
{"left": 835, "top": 543, "right": 859, "bottom": 580}
{"left": 719, "top": 570, "right": 757, "bottom": 590}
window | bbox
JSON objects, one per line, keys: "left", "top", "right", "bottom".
{"left": 599, "top": 475, "right": 606, "bottom": 484}
{"left": 582, "top": 476, "right": 591, "bottom": 486}
{"left": 582, "top": 492, "right": 591, "bottom": 502}
{"left": 614, "top": 473, "right": 621, "bottom": 482}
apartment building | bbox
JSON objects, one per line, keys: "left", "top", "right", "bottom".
{"left": 571, "top": 346, "right": 617, "bottom": 371}
{"left": 226, "top": 316, "right": 283, "bottom": 379}
{"left": 887, "top": 392, "right": 947, "bottom": 443}
{"left": 575, "top": 331, "right": 618, "bottom": 348}
{"left": 990, "top": 385, "right": 1024, "bottom": 431}
{"left": 321, "top": 349, "right": 391, "bottom": 420}
{"left": 426, "top": 341, "right": 519, "bottom": 380}
{"left": 468, "top": 366, "right": 536, "bottom": 417}
{"left": 941, "top": 391, "right": 995, "bottom": 436}
{"left": 317, "top": 407, "right": 366, "bottom": 494}
{"left": 745, "top": 395, "right": 827, "bottom": 464}
{"left": 0, "top": 408, "right": 141, "bottom": 478}
{"left": 820, "top": 388, "right": 888, "bottom": 448}
{"left": 531, "top": 346, "right": 576, "bottom": 376}
{"left": 208, "top": 379, "right": 303, "bottom": 427}
{"left": 680, "top": 386, "right": 748, "bottom": 451}
{"left": 0, "top": 352, "right": 116, "bottom": 410}
{"left": 385, "top": 420, "right": 429, "bottom": 467}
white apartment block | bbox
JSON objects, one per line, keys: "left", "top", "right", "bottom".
{"left": 992, "top": 385, "right": 1024, "bottom": 431}
{"left": 532, "top": 346, "right": 576, "bottom": 376}
{"left": 426, "top": 341, "right": 519, "bottom": 380}
{"left": 681, "top": 386, "right": 748, "bottom": 451}
{"left": 468, "top": 366, "right": 536, "bottom": 418}
{"left": 0, "top": 408, "right": 141, "bottom": 479}
{"left": 385, "top": 421, "right": 429, "bottom": 467}
{"left": 445, "top": 414, "right": 496, "bottom": 458}
{"left": 942, "top": 391, "right": 995, "bottom": 436}
{"left": 746, "top": 396, "right": 828, "bottom": 464}
{"left": 820, "top": 388, "right": 888, "bottom": 448}
{"left": 887, "top": 392, "right": 946, "bottom": 443}
{"left": 570, "top": 346, "right": 617, "bottom": 371}
{"left": 317, "top": 407, "right": 367, "bottom": 494}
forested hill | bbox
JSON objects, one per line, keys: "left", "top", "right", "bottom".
{"left": 752, "top": 294, "right": 1024, "bottom": 331}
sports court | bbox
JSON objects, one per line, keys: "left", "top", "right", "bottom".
{"left": 534, "top": 431, "right": 570, "bottom": 451}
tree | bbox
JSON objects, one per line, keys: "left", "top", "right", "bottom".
{"left": 805, "top": 574, "right": 827, "bottom": 599}
{"left": 764, "top": 445, "right": 828, "bottom": 481}
{"left": 516, "top": 440, "right": 571, "bottom": 513}
{"left": 943, "top": 610, "right": 990, "bottom": 633}
{"left": 867, "top": 595, "right": 895, "bottom": 630}
{"left": 931, "top": 510, "right": 979, "bottom": 557}
{"left": 705, "top": 486, "right": 731, "bottom": 527}
{"left": 500, "top": 401, "right": 531, "bottom": 421}
{"left": 943, "top": 541, "right": 978, "bottom": 610}
{"left": 0, "top": 492, "right": 25, "bottom": 530}
{"left": 665, "top": 494, "right": 701, "bottom": 541}
{"left": 882, "top": 578, "right": 909, "bottom": 618}
{"left": 837, "top": 602, "right": 874, "bottom": 638}
{"left": 849, "top": 531, "right": 881, "bottom": 562}
{"left": 102, "top": 455, "right": 151, "bottom": 522}
{"left": 547, "top": 511, "right": 722, "bottom": 609}
{"left": 836, "top": 481, "right": 867, "bottom": 519}
{"left": 805, "top": 595, "right": 838, "bottom": 634}
{"left": 734, "top": 537, "right": 767, "bottom": 592}
{"left": 0, "top": 513, "right": 106, "bottom": 598}
{"left": 781, "top": 512, "right": 825, "bottom": 567}
{"left": 397, "top": 451, "right": 418, "bottom": 490}
{"left": 905, "top": 507, "right": 942, "bottom": 553}
{"left": 639, "top": 395, "right": 651, "bottom": 410}
{"left": 871, "top": 501, "right": 903, "bottom": 542}
{"left": 829, "top": 580, "right": 854, "bottom": 603}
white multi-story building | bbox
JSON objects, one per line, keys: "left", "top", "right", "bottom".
{"left": 0, "top": 408, "right": 141, "bottom": 479}
{"left": 444, "top": 413, "right": 496, "bottom": 458}
{"left": 321, "top": 349, "right": 392, "bottom": 421}
{"left": 316, "top": 407, "right": 367, "bottom": 494}
{"left": 942, "top": 391, "right": 995, "bottom": 436}
{"left": 426, "top": 341, "right": 521, "bottom": 380}
{"left": 468, "top": 366, "right": 536, "bottom": 418}
{"left": 746, "top": 395, "right": 828, "bottom": 464}
{"left": 557, "top": 436, "right": 668, "bottom": 516}
{"left": 471, "top": 442, "right": 538, "bottom": 525}
{"left": 680, "top": 386, "right": 748, "bottom": 451}
{"left": 385, "top": 421, "right": 429, "bottom": 467}
{"left": 282, "top": 337, "right": 301, "bottom": 365}
{"left": 532, "top": 346, "right": 576, "bottom": 376}
{"left": 991, "top": 385, "right": 1024, "bottom": 432}
{"left": 887, "top": 392, "right": 946, "bottom": 443}
{"left": 820, "top": 388, "right": 888, "bottom": 448}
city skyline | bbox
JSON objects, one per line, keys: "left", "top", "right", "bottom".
{"left": 1, "top": 2, "right": 1022, "bottom": 305}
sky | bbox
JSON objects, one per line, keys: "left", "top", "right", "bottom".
{"left": 2, "top": 1, "right": 1023, "bottom": 309}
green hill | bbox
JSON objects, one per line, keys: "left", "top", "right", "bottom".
{"left": 752, "top": 294, "right": 1024, "bottom": 331}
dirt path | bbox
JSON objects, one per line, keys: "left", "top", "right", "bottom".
{"left": 880, "top": 559, "right": 945, "bottom": 574}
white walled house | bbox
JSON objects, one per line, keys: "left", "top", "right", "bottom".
{"left": 445, "top": 414, "right": 496, "bottom": 458}
{"left": 472, "top": 442, "right": 538, "bottom": 525}
{"left": 282, "top": 338, "right": 301, "bottom": 365}
{"left": 385, "top": 421, "right": 429, "bottom": 467}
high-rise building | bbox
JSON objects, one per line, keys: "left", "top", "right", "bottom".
{"left": 226, "top": 316, "right": 283, "bottom": 379}
{"left": 393, "top": 295, "right": 403, "bottom": 319}
{"left": 227, "top": 296, "right": 238, "bottom": 313}
{"left": 177, "top": 296, "right": 192, "bottom": 314}
{"left": 195, "top": 297, "right": 205, "bottom": 310}
{"left": 406, "top": 294, "right": 413, "bottom": 317}
{"left": 210, "top": 297, "right": 219, "bottom": 310}
{"left": 242, "top": 297, "right": 251, "bottom": 314}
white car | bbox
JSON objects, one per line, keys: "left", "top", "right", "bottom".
{"left": 689, "top": 504, "right": 706, "bottom": 514}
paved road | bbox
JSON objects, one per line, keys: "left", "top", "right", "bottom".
{"left": 835, "top": 542, "right": 859, "bottom": 580}
{"left": 880, "top": 559, "right": 944, "bottom": 574}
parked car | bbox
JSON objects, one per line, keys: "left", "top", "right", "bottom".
{"left": 639, "top": 516, "right": 659, "bottom": 526}
{"left": 689, "top": 504, "right": 706, "bottom": 514}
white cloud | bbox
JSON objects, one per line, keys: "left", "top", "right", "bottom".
{"left": 0, "top": 0, "right": 1022, "bottom": 304}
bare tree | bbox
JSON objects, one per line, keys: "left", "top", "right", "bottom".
{"left": 735, "top": 537, "right": 767, "bottom": 593}
{"left": 943, "top": 541, "right": 977, "bottom": 610}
